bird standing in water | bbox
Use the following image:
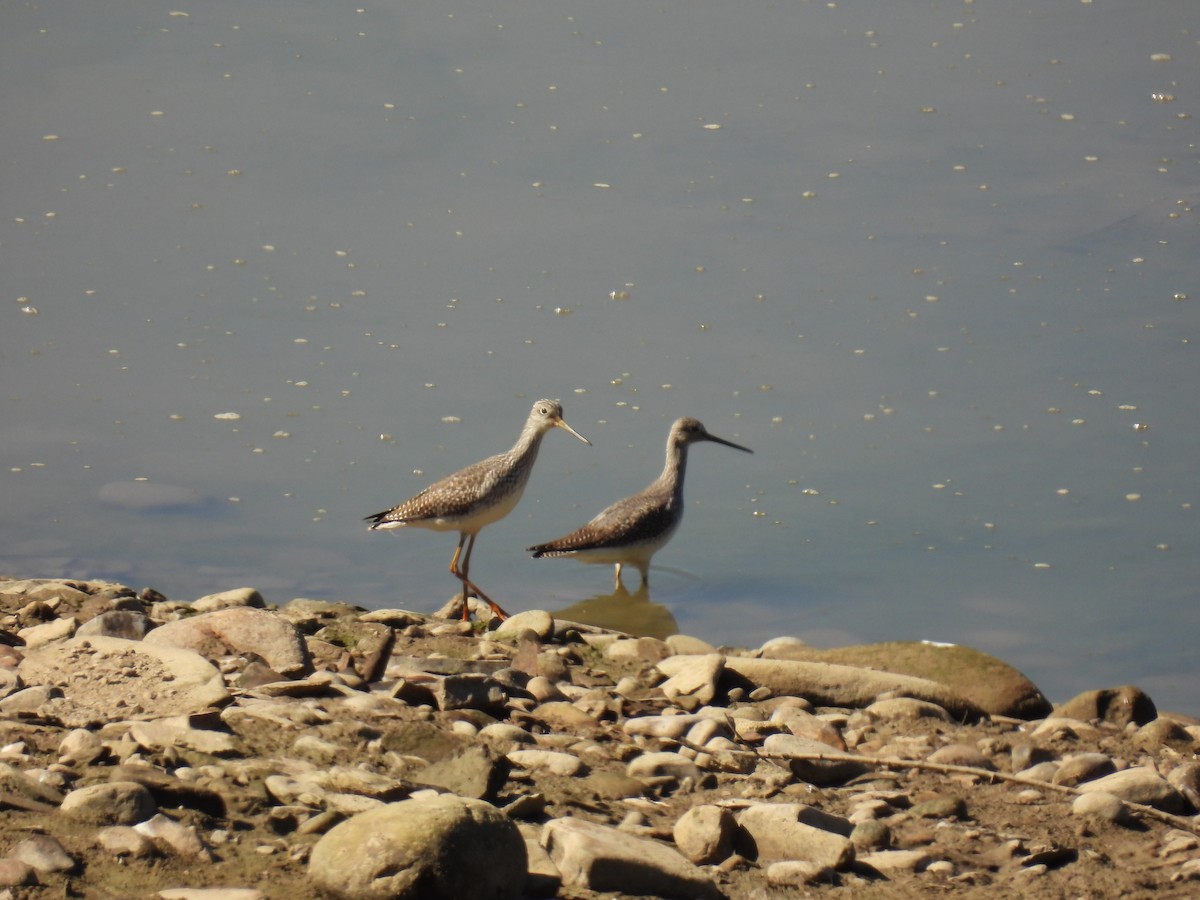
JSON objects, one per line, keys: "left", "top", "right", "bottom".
{"left": 528, "top": 417, "right": 751, "bottom": 589}
{"left": 366, "top": 399, "right": 590, "bottom": 620}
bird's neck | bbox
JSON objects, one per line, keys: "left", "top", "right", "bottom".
{"left": 655, "top": 440, "right": 689, "bottom": 501}
{"left": 508, "top": 425, "right": 545, "bottom": 466}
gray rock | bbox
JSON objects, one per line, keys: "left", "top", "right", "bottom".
{"left": 522, "top": 834, "right": 562, "bottom": 897}
{"left": 1167, "top": 761, "right": 1200, "bottom": 812}
{"left": 1071, "top": 791, "right": 1128, "bottom": 824}
{"left": 626, "top": 751, "right": 703, "bottom": 787}
{"left": 135, "top": 814, "right": 213, "bottom": 859}
{"left": 507, "top": 749, "right": 585, "bottom": 777}
{"left": 0, "top": 684, "right": 60, "bottom": 714}
{"left": 666, "top": 634, "right": 719, "bottom": 656}
{"left": 736, "top": 803, "right": 855, "bottom": 868}
{"left": 754, "top": 640, "right": 1050, "bottom": 718}
{"left": 910, "top": 795, "right": 968, "bottom": 819}
{"left": 76, "top": 610, "right": 154, "bottom": 640}
{"left": 11, "top": 834, "right": 76, "bottom": 873}
{"left": 673, "top": 805, "right": 736, "bottom": 864}
{"left": 18, "top": 616, "right": 76, "bottom": 648}
{"left": 145, "top": 607, "right": 311, "bottom": 676}
{"left": 722, "top": 656, "right": 982, "bottom": 721}
{"left": 927, "top": 742, "right": 994, "bottom": 769}
{"left": 1076, "top": 766, "right": 1186, "bottom": 813}
{"left": 0, "top": 858, "right": 36, "bottom": 887}
{"left": 541, "top": 817, "right": 721, "bottom": 899}
{"left": 865, "top": 697, "right": 952, "bottom": 721}
{"left": 623, "top": 714, "right": 707, "bottom": 741}
{"left": 415, "top": 745, "right": 509, "bottom": 801}
{"left": 58, "top": 728, "right": 107, "bottom": 766}
{"left": 429, "top": 673, "right": 507, "bottom": 712}
{"left": 191, "top": 588, "right": 265, "bottom": 612}
{"left": 309, "top": 795, "right": 526, "bottom": 899}
{"left": 656, "top": 654, "right": 724, "bottom": 708}
{"left": 766, "top": 859, "right": 831, "bottom": 886}
{"left": 18, "top": 636, "right": 230, "bottom": 725}
{"left": 858, "top": 848, "right": 935, "bottom": 876}
{"left": 761, "top": 733, "right": 869, "bottom": 786}
{"left": 61, "top": 781, "right": 157, "bottom": 825}
{"left": 1055, "top": 685, "right": 1157, "bottom": 727}
{"left": 1052, "top": 752, "right": 1116, "bottom": 787}
{"left": 128, "top": 717, "right": 240, "bottom": 756}
{"left": 97, "top": 825, "right": 159, "bottom": 858}
{"left": 492, "top": 609, "right": 555, "bottom": 643}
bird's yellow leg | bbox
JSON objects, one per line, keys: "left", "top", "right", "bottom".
{"left": 450, "top": 533, "right": 509, "bottom": 621}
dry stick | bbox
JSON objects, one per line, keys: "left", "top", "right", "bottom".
{"left": 679, "top": 739, "right": 1200, "bottom": 836}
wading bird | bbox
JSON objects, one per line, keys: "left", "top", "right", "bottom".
{"left": 366, "top": 399, "right": 590, "bottom": 620}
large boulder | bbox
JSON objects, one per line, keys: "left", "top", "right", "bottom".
{"left": 308, "top": 795, "right": 527, "bottom": 899}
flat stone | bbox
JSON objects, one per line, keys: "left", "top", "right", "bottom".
{"left": 18, "top": 616, "right": 77, "bottom": 648}
{"left": 626, "top": 751, "right": 703, "bottom": 787}
{"left": 721, "top": 656, "right": 983, "bottom": 721}
{"left": 135, "top": 814, "right": 213, "bottom": 859}
{"left": 1076, "top": 766, "right": 1186, "bottom": 813}
{"left": 507, "top": 749, "right": 585, "bottom": 777}
{"left": 656, "top": 654, "right": 724, "bottom": 707}
{"left": 11, "top": 834, "right": 76, "bottom": 873}
{"left": 18, "top": 637, "right": 231, "bottom": 725}
{"left": 61, "top": 781, "right": 157, "bottom": 825}
{"left": 0, "top": 858, "right": 36, "bottom": 887}
{"left": 762, "top": 733, "right": 869, "bottom": 786}
{"left": 541, "top": 817, "right": 721, "bottom": 899}
{"left": 97, "top": 825, "right": 159, "bottom": 858}
{"left": 736, "top": 803, "right": 855, "bottom": 868}
{"left": 415, "top": 745, "right": 509, "bottom": 801}
{"left": 623, "top": 714, "right": 706, "bottom": 741}
{"left": 926, "top": 743, "right": 994, "bottom": 769}
{"left": 1071, "top": 791, "right": 1128, "bottom": 824}
{"left": 766, "top": 859, "right": 831, "bottom": 886}
{"left": 756, "top": 640, "right": 1051, "bottom": 719}
{"left": 866, "top": 697, "right": 953, "bottom": 721}
{"left": 309, "top": 795, "right": 527, "bottom": 900}
{"left": 1052, "top": 752, "right": 1115, "bottom": 787}
{"left": 145, "top": 607, "right": 311, "bottom": 675}
{"left": 858, "top": 848, "right": 935, "bottom": 876}
{"left": 191, "top": 588, "right": 265, "bottom": 612}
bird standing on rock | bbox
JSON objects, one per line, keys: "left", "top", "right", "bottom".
{"left": 528, "top": 417, "right": 751, "bottom": 590}
{"left": 366, "top": 399, "right": 590, "bottom": 621}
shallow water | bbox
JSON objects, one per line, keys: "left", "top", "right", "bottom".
{"left": 3, "top": 1, "right": 1198, "bottom": 712}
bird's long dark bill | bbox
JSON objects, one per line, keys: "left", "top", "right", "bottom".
{"left": 707, "top": 434, "right": 753, "bottom": 453}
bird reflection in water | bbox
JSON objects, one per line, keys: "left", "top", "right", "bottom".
{"left": 552, "top": 583, "right": 679, "bottom": 640}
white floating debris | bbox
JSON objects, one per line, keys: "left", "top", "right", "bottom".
{"left": 214, "top": 412, "right": 242, "bottom": 420}
{"left": 441, "top": 416, "right": 462, "bottom": 424}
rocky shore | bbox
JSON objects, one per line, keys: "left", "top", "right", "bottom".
{"left": 0, "top": 576, "right": 1198, "bottom": 899}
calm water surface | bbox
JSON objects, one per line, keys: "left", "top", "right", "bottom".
{"left": 3, "top": 2, "right": 1198, "bottom": 712}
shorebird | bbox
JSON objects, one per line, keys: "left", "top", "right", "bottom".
{"left": 366, "top": 399, "right": 590, "bottom": 620}
{"left": 528, "top": 417, "right": 751, "bottom": 589}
